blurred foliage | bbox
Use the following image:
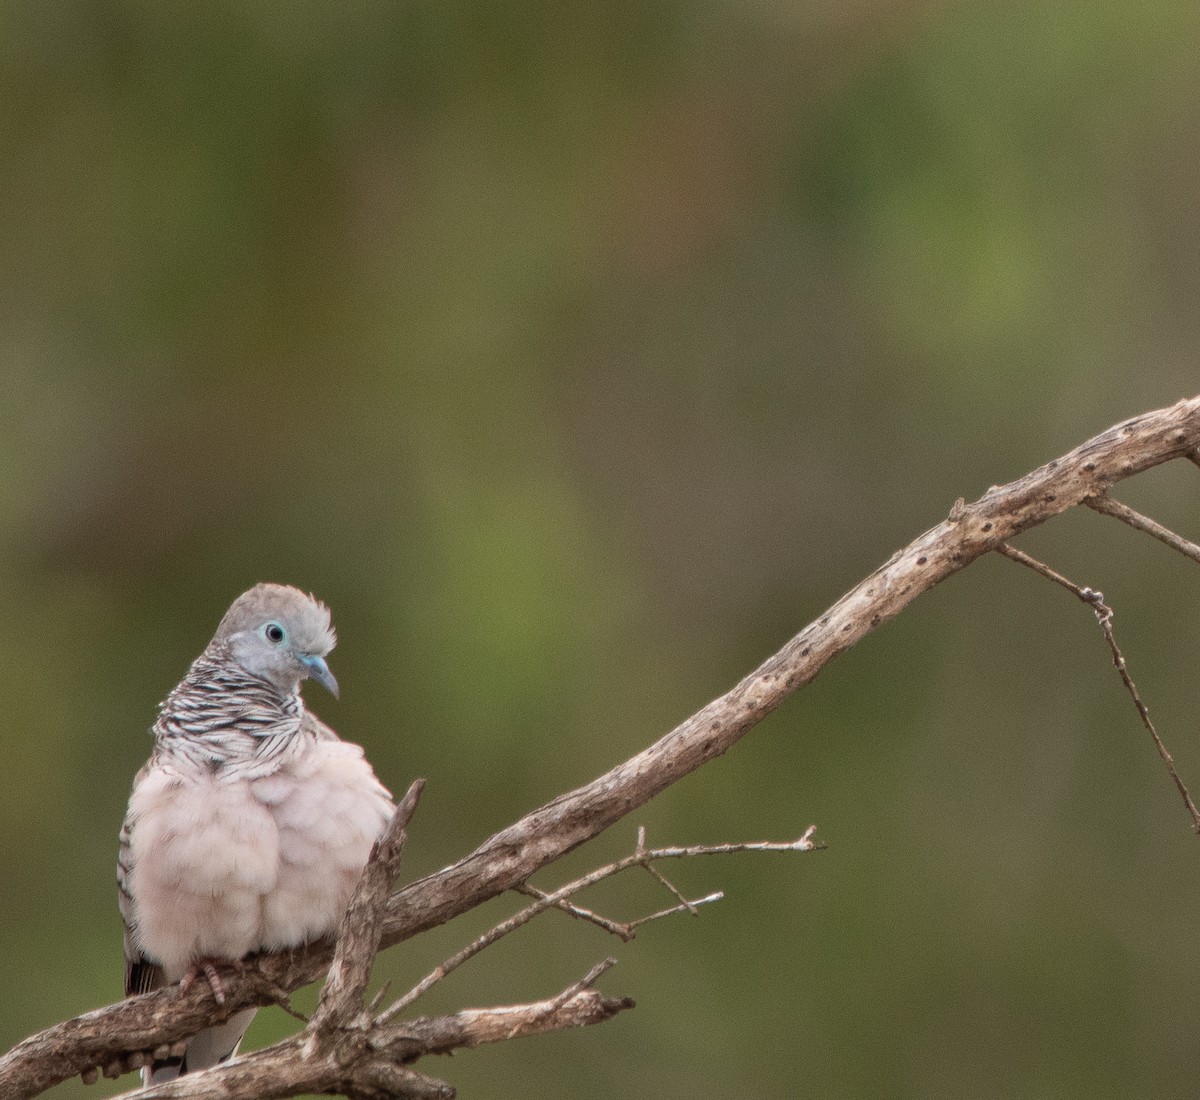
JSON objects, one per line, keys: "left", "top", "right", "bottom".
{"left": 3, "top": 1, "right": 1200, "bottom": 1096}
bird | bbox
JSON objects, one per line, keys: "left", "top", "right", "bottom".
{"left": 117, "top": 583, "right": 395, "bottom": 1084}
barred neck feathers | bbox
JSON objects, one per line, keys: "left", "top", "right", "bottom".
{"left": 153, "top": 644, "right": 305, "bottom": 777}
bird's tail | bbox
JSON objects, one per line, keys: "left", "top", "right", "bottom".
{"left": 142, "top": 1008, "right": 257, "bottom": 1084}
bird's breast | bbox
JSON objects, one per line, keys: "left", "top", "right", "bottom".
{"left": 128, "top": 740, "right": 393, "bottom": 977}
{"left": 252, "top": 740, "right": 394, "bottom": 950}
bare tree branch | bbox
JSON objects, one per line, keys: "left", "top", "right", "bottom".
{"left": 111, "top": 963, "right": 631, "bottom": 1100}
{"left": 7, "top": 395, "right": 1200, "bottom": 1098}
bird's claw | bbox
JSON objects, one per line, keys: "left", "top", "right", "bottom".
{"left": 180, "top": 958, "right": 232, "bottom": 1005}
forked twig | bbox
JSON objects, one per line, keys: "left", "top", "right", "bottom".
{"left": 512, "top": 883, "right": 636, "bottom": 941}
{"left": 636, "top": 826, "right": 697, "bottom": 914}
{"left": 626, "top": 892, "right": 725, "bottom": 932}
{"left": 378, "top": 826, "right": 822, "bottom": 1022}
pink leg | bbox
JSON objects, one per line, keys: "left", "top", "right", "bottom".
{"left": 179, "top": 958, "right": 239, "bottom": 1006}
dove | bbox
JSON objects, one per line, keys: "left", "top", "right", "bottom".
{"left": 117, "top": 584, "right": 394, "bottom": 1083}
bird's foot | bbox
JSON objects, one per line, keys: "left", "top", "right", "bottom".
{"left": 179, "top": 957, "right": 240, "bottom": 1006}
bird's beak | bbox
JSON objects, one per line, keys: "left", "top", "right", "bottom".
{"left": 300, "top": 654, "right": 340, "bottom": 699}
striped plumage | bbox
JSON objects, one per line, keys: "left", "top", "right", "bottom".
{"left": 150, "top": 653, "right": 307, "bottom": 778}
{"left": 118, "top": 584, "right": 394, "bottom": 1084}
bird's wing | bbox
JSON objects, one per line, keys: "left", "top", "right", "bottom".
{"left": 120, "top": 765, "right": 185, "bottom": 1084}
{"left": 120, "top": 760, "right": 259, "bottom": 1085}
{"left": 119, "top": 765, "right": 166, "bottom": 999}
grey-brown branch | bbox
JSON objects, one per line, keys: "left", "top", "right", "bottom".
{"left": 116, "top": 960, "right": 631, "bottom": 1100}
{"left": 6, "top": 394, "right": 1200, "bottom": 1100}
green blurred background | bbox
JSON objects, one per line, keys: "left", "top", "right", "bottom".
{"left": 4, "top": 1, "right": 1200, "bottom": 1096}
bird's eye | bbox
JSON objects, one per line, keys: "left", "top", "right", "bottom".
{"left": 264, "top": 622, "right": 286, "bottom": 645}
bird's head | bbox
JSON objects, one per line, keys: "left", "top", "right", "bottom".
{"left": 214, "top": 583, "right": 340, "bottom": 699}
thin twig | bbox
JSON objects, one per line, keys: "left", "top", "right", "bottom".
{"left": 626, "top": 892, "right": 724, "bottom": 932}
{"left": 1085, "top": 494, "right": 1200, "bottom": 566}
{"left": 512, "top": 883, "right": 635, "bottom": 941}
{"left": 367, "top": 981, "right": 393, "bottom": 1014}
{"left": 994, "top": 544, "right": 1087, "bottom": 595}
{"left": 552, "top": 957, "right": 618, "bottom": 1004}
{"left": 639, "top": 827, "right": 825, "bottom": 860}
{"left": 997, "top": 543, "right": 1200, "bottom": 833}
{"left": 641, "top": 864, "right": 697, "bottom": 913}
{"left": 637, "top": 825, "right": 698, "bottom": 915}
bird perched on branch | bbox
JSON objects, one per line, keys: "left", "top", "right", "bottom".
{"left": 117, "top": 584, "right": 395, "bottom": 1084}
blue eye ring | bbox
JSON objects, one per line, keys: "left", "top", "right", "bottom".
{"left": 263, "top": 621, "right": 286, "bottom": 645}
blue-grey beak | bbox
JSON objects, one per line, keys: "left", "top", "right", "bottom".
{"left": 301, "top": 654, "right": 340, "bottom": 699}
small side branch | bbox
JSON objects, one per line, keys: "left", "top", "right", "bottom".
{"left": 376, "top": 959, "right": 633, "bottom": 1059}
{"left": 997, "top": 544, "right": 1200, "bottom": 832}
{"left": 1084, "top": 494, "right": 1200, "bottom": 567}
{"left": 636, "top": 827, "right": 824, "bottom": 861}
